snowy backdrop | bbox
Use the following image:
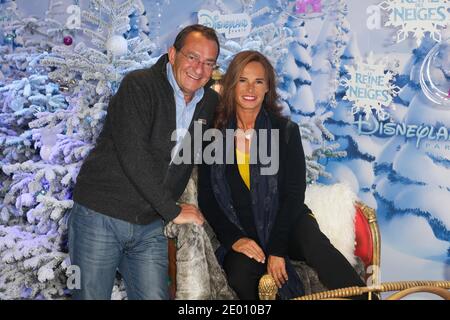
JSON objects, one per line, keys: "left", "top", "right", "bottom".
{"left": 0, "top": 0, "right": 448, "bottom": 299}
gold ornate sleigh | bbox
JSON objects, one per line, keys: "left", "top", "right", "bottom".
{"left": 259, "top": 276, "right": 450, "bottom": 300}
{"left": 258, "top": 202, "right": 450, "bottom": 300}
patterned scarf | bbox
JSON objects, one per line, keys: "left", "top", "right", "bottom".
{"left": 210, "top": 108, "right": 304, "bottom": 299}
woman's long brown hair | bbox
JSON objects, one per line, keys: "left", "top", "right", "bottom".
{"left": 214, "top": 50, "right": 284, "bottom": 129}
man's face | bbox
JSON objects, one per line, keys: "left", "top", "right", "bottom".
{"left": 168, "top": 32, "right": 218, "bottom": 103}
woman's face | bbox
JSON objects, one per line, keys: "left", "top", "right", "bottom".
{"left": 234, "top": 61, "right": 268, "bottom": 112}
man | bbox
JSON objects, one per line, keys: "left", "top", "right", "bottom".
{"left": 69, "top": 24, "right": 220, "bottom": 300}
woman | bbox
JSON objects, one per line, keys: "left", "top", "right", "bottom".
{"left": 198, "top": 51, "right": 366, "bottom": 300}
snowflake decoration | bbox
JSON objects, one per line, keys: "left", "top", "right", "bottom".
{"left": 340, "top": 52, "right": 400, "bottom": 121}
{"left": 379, "top": 0, "right": 450, "bottom": 45}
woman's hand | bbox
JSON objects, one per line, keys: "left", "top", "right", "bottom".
{"left": 267, "top": 255, "right": 288, "bottom": 288}
{"left": 232, "top": 238, "right": 266, "bottom": 263}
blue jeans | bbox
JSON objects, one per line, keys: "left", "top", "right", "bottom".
{"left": 68, "top": 202, "right": 169, "bottom": 300}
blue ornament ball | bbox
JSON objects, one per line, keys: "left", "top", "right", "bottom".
{"left": 4, "top": 34, "right": 14, "bottom": 44}
{"left": 41, "top": 178, "right": 50, "bottom": 191}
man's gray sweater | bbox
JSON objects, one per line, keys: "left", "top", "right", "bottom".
{"left": 73, "top": 54, "right": 218, "bottom": 224}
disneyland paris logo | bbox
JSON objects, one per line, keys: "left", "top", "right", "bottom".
{"left": 198, "top": 10, "right": 251, "bottom": 39}
{"left": 355, "top": 116, "right": 450, "bottom": 149}
{"left": 367, "top": 0, "right": 449, "bottom": 44}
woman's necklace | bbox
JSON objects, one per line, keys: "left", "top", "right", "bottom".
{"left": 237, "top": 127, "right": 253, "bottom": 140}
{"left": 237, "top": 122, "right": 254, "bottom": 140}
{"left": 243, "top": 132, "right": 253, "bottom": 140}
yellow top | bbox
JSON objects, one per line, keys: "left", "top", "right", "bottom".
{"left": 236, "top": 148, "right": 250, "bottom": 189}
{"left": 236, "top": 147, "right": 315, "bottom": 219}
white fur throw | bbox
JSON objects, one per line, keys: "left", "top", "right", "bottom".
{"left": 305, "top": 183, "right": 357, "bottom": 266}
{"left": 165, "top": 222, "right": 237, "bottom": 300}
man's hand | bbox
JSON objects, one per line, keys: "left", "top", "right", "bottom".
{"left": 267, "top": 255, "right": 288, "bottom": 288}
{"left": 172, "top": 204, "right": 204, "bottom": 225}
{"left": 232, "top": 238, "right": 265, "bottom": 263}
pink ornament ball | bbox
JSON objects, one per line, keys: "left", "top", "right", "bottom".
{"left": 63, "top": 36, "right": 73, "bottom": 46}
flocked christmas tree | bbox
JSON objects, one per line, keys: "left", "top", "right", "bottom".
{"left": 0, "top": 0, "right": 160, "bottom": 299}
{"left": 0, "top": 0, "right": 70, "bottom": 237}
{"left": 0, "top": 0, "right": 74, "bottom": 80}
{"left": 0, "top": 0, "right": 71, "bottom": 184}
{"left": 0, "top": 74, "right": 70, "bottom": 299}
{"left": 374, "top": 33, "right": 450, "bottom": 263}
